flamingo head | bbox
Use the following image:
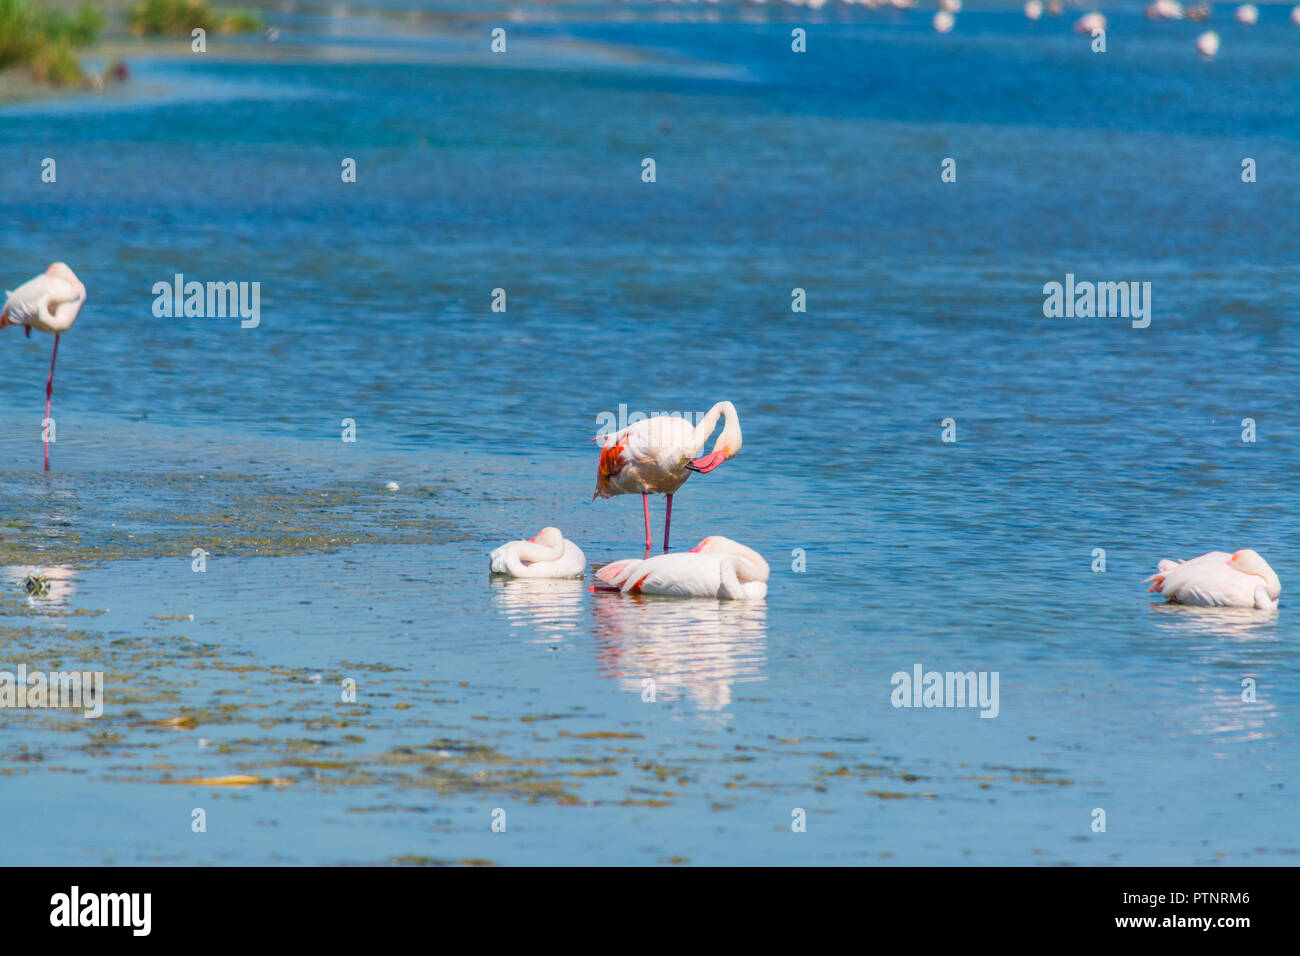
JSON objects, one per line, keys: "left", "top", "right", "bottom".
{"left": 45, "top": 262, "right": 85, "bottom": 301}
{"left": 687, "top": 403, "right": 742, "bottom": 474}
{"left": 529, "top": 527, "right": 564, "bottom": 548}
{"left": 1229, "top": 549, "right": 1280, "bottom": 599}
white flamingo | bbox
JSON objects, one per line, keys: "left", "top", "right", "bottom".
{"left": 1074, "top": 11, "right": 1106, "bottom": 32}
{"left": 594, "top": 535, "right": 769, "bottom": 600}
{"left": 1146, "top": 549, "right": 1281, "bottom": 609}
{"left": 594, "top": 401, "right": 743, "bottom": 555}
{"left": 489, "top": 527, "right": 586, "bottom": 578}
{"left": 2, "top": 263, "right": 86, "bottom": 470}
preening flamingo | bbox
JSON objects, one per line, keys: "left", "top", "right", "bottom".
{"left": 1146, "top": 549, "right": 1280, "bottom": 609}
{"left": 593, "top": 535, "right": 769, "bottom": 600}
{"left": 2, "top": 263, "right": 86, "bottom": 470}
{"left": 593, "top": 401, "right": 742, "bottom": 556}
{"left": 489, "top": 526, "right": 587, "bottom": 578}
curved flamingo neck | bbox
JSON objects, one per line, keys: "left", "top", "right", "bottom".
{"left": 692, "top": 401, "right": 738, "bottom": 455}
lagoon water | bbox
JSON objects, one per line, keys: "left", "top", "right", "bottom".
{"left": 1, "top": 4, "right": 1298, "bottom": 865}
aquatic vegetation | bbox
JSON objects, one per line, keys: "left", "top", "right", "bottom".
{"left": 127, "top": 0, "right": 261, "bottom": 37}
{"left": 0, "top": 0, "right": 103, "bottom": 85}
{"left": 20, "top": 572, "right": 50, "bottom": 597}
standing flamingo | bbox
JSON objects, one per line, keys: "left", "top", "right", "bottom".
{"left": 593, "top": 401, "right": 742, "bottom": 556}
{"left": 2, "top": 263, "right": 86, "bottom": 470}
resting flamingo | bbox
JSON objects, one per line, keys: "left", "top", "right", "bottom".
{"left": 2, "top": 263, "right": 87, "bottom": 471}
{"left": 489, "top": 526, "right": 586, "bottom": 578}
{"left": 593, "top": 535, "right": 769, "bottom": 600}
{"left": 594, "top": 401, "right": 742, "bottom": 556}
{"left": 1146, "top": 549, "right": 1280, "bottom": 609}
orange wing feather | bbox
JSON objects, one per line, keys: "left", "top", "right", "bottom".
{"left": 593, "top": 440, "right": 627, "bottom": 499}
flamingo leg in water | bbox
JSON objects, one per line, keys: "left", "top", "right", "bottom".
{"left": 663, "top": 494, "right": 673, "bottom": 553}
{"left": 642, "top": 493, "right": 652, "bottom": 557}
{"left": 44, "top": 333, "right": 60, "bottom": 472}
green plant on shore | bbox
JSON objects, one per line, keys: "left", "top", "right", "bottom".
{"left": 219, "top": 8, "right": 260, "bottom": 34}
{"left": 0, "top": 0, "right": 104, "bottom": 86}
{"left": 127, "top": 0, "right": 262, "bottom": 37}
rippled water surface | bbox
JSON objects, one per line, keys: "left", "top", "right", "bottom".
{"left": 1, "top": 4, "right": 1298, "bottom": 865}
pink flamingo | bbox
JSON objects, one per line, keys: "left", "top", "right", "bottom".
{"left": 1146, "top": 549, "right": 1280, "bottom": 609}
{"left": 2, "top": 263, "right": 86, "bottom": 470}
{"left": 593, "top": 536, "right": 769, "bottom": 600}
{"left": 593, "top": 401, "right": 743, "bottom": 556}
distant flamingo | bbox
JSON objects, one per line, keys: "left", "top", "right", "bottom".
{"left": 1146, "top": 549, "right": 1281, "bottom": 609}
{"left": 2, "top": 263, "right": 86, "bottom": 470}
{"left": 1074, "top": 11, "right": 1106, "bottom": 32}
{"left": 594, "top": 402, "right": 743, "bottom": 556}
{"left": 594, "top": 535, "right": 769, "bottom": 600}
{"left": 489, "top": 526, "right": 586, "bottom": 578}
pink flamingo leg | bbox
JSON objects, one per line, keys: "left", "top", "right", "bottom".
{"left": 44, "top": 333, "right": 60, "bottom": 472}
{"left": 663, "top": 493, "right": 673, "bottom": 553}
{"left": 642, "top": 492, "right": 652, "bottom": 557}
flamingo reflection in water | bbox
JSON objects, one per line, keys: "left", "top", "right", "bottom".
{"left": 489, "top": 576, "right": 587, "bottom": 643}
{"left": 3, "top": 564, "right": 78, "bottom": 606}
{"left": 1148, "top": 602, "right": 1278, "bottom": 641}
{"left": 588, "top": 592, "right": 768, "bottom": 714}
{"left": 1147, "top": 603, "right": 1282, "bottom": 745}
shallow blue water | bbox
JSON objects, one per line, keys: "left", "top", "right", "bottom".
{"left": 1, "top": 5, "right": 1298, "bottom": 865}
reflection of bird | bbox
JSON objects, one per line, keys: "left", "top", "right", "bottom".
{"left": 489, "top": 527, "right": 585, "bottom": 578}
{"left": 2, "top": 263, "right": 86, "bottom": 471}
{"left": 490, "top": 576, "right": 586, "bottom": 639}
{"left": 595, "top": 536, "right": 769, "bottom": 600}
{"left": 4, "top": 564, "right": 78, "bottom": 605}
{"left": 594, "top": 402, "right": 743, "bottom": 556}
{"left": 1150, "top": 602, "right": 1279, "bottom": 640}
{"left": 1146, "top": 549, "right": 1280, "bottom": 609}
{"left": 590, "top": 592, "right": 768, "bottom": 713}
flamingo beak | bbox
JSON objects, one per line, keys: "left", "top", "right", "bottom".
{"left": 686, "top": 450, "right": 727, "bottom": 474}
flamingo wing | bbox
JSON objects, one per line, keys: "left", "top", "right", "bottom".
{"left": 596, "top": 559, "right": 642, "bottom": 587}
{"left": 1149, "top": 553, "right": 1256, "bottom": 606}
{"left": 594, "top": 416, "right": 698, "bottom": 497}
{"left": 634, "top": 554, "right": 726, "bottom": 597}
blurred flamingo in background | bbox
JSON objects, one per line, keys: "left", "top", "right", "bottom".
{"left": 2, "top": 263, "right": 86, "bottom": 470}
{"left": 593, "top": 401, "right": 743, "bottom": 556}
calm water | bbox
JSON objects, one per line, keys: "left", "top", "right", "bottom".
{"left": 1, "top": 4, "right": 1298, "bottom": 865}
